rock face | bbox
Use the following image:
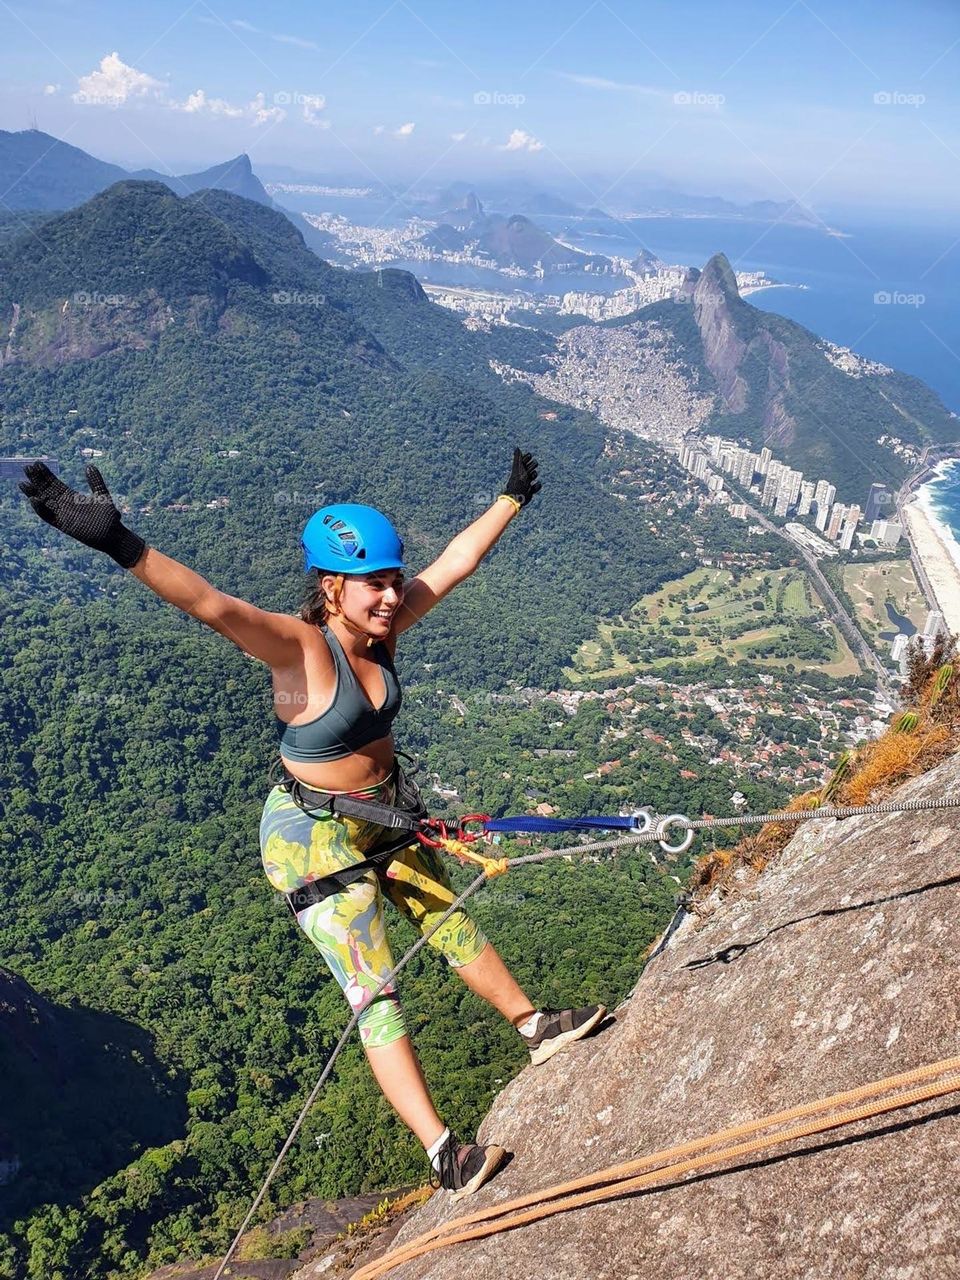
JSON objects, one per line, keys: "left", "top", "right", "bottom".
{"left": 381, "top": 751, "right": 960, "bottom": 1279}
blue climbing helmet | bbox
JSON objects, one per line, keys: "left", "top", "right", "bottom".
{"left": 300, "top": 503, "right": 406, "bottom": 575}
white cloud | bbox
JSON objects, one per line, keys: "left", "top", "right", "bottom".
{"left": 73, "top": 52, "right": 167, "bottom": 106}
{"left": 248, "top": 91, "right": 286, "bottom": 126}
{"left": 501, "top": 128, "right": 543, "bottom": 152}
{"left": 205, "top": 16, "right": 320, "bottom": 51}
{"left": 394, "top": 121, "right": 416, "bottom": 137}
{"left": 301, "top": 93, "right": 328, "bottom": 127}
{"left": 43, "top": 83, "right": 60, "bottom": 95}
{"left": 450, "top": 130, "right": 467, "bottom": 142}
{"left": 557, "top": 71, "right": 668, "bottom": 98}
{"left": 179, "top": 88, "right": 244, "bottom": 118}
{"left": 373, "top": 124, "right": 385, "bottom": 135}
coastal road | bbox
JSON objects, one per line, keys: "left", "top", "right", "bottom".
{"left": 741, "top": 500, "right": 898, "bottom": 703}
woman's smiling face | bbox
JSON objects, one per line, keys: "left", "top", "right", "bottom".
{"left": 323, "top": 569, "right": 405, "bottom": 636}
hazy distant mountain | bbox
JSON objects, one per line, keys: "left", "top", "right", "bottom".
{"left": 0, "top": 129, "right": 272, "bottom": 212}
{"left": 478, "top": 213, "right": 615, "bottom": 272}
{"left": 129, "top": 153, "right": 273, "bottom": 206}
{"left": 630, "top": 247, "right": 662, "bottom": 274}
{"left": 421, "top": 206, "right": 625, "bottom": 276}
{"left": 514, "top": 192, "right": 581, "bottom": 216}
{"left": 0, "top": 130, "right": 128, "bottom": 210}
{"left": 424, "top": 179, "right": 822, "bottom": 229}
{"left": 434, "top": 189, "right": 485, "bottom": 229}
{"left": 619, "top": 185, "right": 821, "bottom": 227}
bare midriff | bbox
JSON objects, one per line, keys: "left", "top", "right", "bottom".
{"left": 272, "top": 622, "right": 396, "bottom": 792}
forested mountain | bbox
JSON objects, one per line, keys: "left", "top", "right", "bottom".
{"left": 0, "top": 179, "right": 684, "bottom": 686}
{"left": 0, "top": 180, "right": 699, "bottom": 1278}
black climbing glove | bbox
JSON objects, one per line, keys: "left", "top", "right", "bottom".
{"left": 18, "top": 460, "right": 147, "bottom": 569}
{"left": 501, "top": 447, "right": 541, "bottom": 509}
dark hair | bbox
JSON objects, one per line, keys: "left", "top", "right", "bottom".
{"left": 300, "top": 572, "right": 330, "bottom": 627}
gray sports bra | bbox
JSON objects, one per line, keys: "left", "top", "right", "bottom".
{"left": 275, "top": 624, "right": 402, "bottom": 764}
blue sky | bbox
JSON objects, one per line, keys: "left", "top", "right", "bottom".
{"left": 2, "top": 0, "right": 958, "bottom": 216}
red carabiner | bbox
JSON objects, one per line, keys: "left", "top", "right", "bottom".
{"left": 456, "top": 813, "right": 491, "bottom": 843}
{"left": 416, "top": 819, "right": 449, "bottom": 850}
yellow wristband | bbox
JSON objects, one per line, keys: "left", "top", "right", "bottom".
{"left": 498, "top": 494, "right": 522, "bottom": 514}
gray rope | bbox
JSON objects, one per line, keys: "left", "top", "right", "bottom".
{"left": 683, "top": 793, "right": 960, "bottom": 832}
{"left": 213, "top": 871, "right": 489, "bottom": 1279}
{"left": 214, "top": 789, "right": 960, "bottom": 1273}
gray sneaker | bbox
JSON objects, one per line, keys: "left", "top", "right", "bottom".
{"left": 522, "top": 1005, "right": 607, "bottom": 1066}
{"left": 430, "top": 1133, "right": 507, "bottom": 1202}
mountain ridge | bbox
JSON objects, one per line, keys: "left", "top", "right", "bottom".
{"left": 0, "top": 129, "right": 273, "bottom": 212}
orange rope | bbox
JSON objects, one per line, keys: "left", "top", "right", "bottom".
{"left": 350, "top": 1054, "right": 960, "bottom": 1279}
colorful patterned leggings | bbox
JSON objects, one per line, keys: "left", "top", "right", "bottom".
{"left": 259, "top": 774, "right": 488, "bottom": 1047}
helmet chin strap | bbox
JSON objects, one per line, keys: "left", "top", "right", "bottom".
{"left": 325, "top": 574, "right": 377, "bottom": 647}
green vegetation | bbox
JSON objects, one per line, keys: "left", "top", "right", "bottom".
{"left": 0, "top": 183, "right": 711, "bottom": 1279}
{"left": 569, "top": 565, "right": 860, "bottom": 680}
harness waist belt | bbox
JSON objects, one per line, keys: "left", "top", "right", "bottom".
{"left": 285, "top": 777, "right": 424, "bottom": 831}
{"left": 277, "top": 756, "right": 430, "bottom": 914}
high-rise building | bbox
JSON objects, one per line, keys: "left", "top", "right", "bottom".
{"left": 758, "top": 446, "right": 773, "bottom": 476}
{"left": 798, "top": 481, "right": 815, "bottom": 517}
{"left": 871, "top": 519, "right": 903, "bottom": 547}
{"left": 692, "top": 454, "right": 708, "bottom": 480}
{"left": 826, "top": 504, "right": 847, "bottom": 540}
{"left": 839, "top": 523, "right": 855, "bottom": 551}
{"left": 782, "top": 469, "right": 803, "bottom": 506}
{"left": 761, "top": 468, "right": 780, "bottom": 508}
{"left": 814, "top": 502, "right": 831, "bottom": 532}
{"left": 737, "top": 451, "right": 758, "bottom": 485}
{"left": 924, "top": 611, "right": 945, "bottom": 639}
{"left": 865, "top": 483, "right": 893, "bottom": 524}
{"left": 813, "top": 480, "right": 836, "bottom": 513}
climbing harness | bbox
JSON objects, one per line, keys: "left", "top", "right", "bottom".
{"left": 274, "top": 753, "right": 432, "bottom": 913}
{"left": 213, "top": 788, "right": 960, "bottom": 1279}
{"left": 351, "top": 1053, "right": 960, "bottom": 1279}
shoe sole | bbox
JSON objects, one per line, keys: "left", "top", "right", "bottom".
{"left": 449, "top": 1144, "right": 508, "bottom": 1202}
{"left": 528, "top": 1005, "right": 607, "bottom": 1067}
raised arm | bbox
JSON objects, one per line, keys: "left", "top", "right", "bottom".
{"left": 18, "top": 461, "right": 304, "bottom": 668}
{"left": 392, "top": 447, "right": 540, "bottom": 637}
{"left": 129, "top": 547, "right": 304, "bottom": 667}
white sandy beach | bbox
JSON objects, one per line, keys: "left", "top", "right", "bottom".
{"left": 903, "top": 491, "right": 960, "bottom": 636}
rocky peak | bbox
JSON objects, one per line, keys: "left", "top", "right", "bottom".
{"left": 695, "top": 250, "right": 742, "bottom": 305}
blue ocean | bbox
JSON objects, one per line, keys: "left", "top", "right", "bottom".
{"left": 919, "top": 458, "right": 960, "bottom": 565}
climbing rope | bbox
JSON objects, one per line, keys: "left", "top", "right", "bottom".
{"left": 213, "top": 790, "right": 960, "bottom": 1277}
{"left": 350, "top": 1054, "right": 960, "bottom": 1279}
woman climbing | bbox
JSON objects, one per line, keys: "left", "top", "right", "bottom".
{"left": 19, "top": 448, "right": 606, "bottom": 1200}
